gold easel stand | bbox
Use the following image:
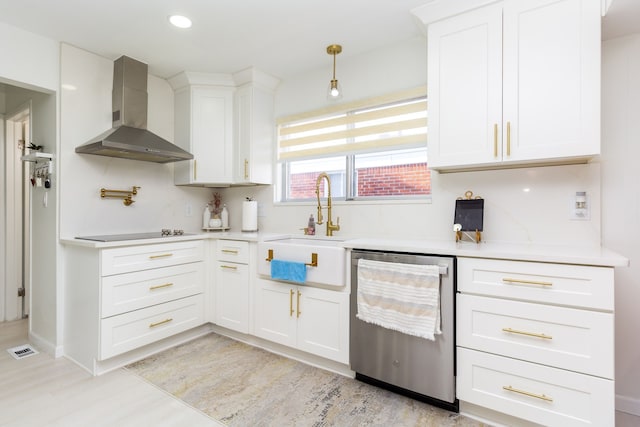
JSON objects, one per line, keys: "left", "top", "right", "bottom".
{"left": 454, "top": 190, "right": 482, "bottom": 243}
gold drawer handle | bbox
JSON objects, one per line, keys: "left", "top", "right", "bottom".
{"left": 503, "top": 385, "right": 553, "bottom": 402}
{"left": 502, "top": 277, "right": 552, "bottom": 287}
{"left": 149, "top": 318, "right": 173, "bottom": 328}
{"left": 493, "top": 123, "right": 498, "bottom": 157}
{"left": 506, "top": 121, "right": 511, "bottom": 156}
{"left": 221, "top": 249, "right": 239, "bottom": 254}
{"left": 149, "top": 253, "right": 173, "bottom": 260}
{"left": 149, "top": 282, "right": 174, "bottom": 291}
{"left": 297, "top": 290, "right": 302, "bottom": 318}
{"left": 289, "top": 289, "right": 294, "bottom": 317}
{"left": 502, "top": 327, "right": 552, "bottom": 340}
{"left": 220, "top": 265, "right": 238, "bottom": 270}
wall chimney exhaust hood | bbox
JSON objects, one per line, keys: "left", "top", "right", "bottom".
{"left": 75, "top": 56, "right": 193, "bottom": 163}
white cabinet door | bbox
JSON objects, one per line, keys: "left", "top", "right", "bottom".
{"left": 502, "top": 0, "right": 600, "bottom": 163}
{"left": 427, "top": 4, "right": 503, "bottom": 169}
{"left": 253, "top": 278, "right": 297, "bottom": 348}
{"left": 215, "top": 261, "right": 249, "bottom": 333}
{"left": 427, "top": 0, "right": 600, "bottom": 171}
{"left": 233, "top": 85, "right": 274, "bottom": 185}
{"left": 296, "top": 286, "right": 349, "bottom": 364}
{"left": 174, "top": 86, "right": 234, "bottom": 185}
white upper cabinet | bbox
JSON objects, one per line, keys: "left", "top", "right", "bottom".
{"left": 425, "top": 0, "right": 601, "bottom": 171}
{"left": 171, "top": 76, "right": 235, "bottom": 185}
{"left": 233, "top": 68, "right": 279, "bottom": 185}
{"left": 170, "top": 69, "right": 278, "bottom": 186}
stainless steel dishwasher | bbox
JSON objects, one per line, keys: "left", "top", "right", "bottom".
{"left": 350, "top": 249, "right": 458, "bottom": 412}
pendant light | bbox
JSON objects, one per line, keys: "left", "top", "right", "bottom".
{"left": 326, "top": 44, "right": 343, "bottom": 100}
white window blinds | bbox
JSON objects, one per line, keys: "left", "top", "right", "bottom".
{"left": 277, "top": 86, "right": 427, "bottom": 161}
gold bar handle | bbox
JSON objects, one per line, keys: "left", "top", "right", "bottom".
{"left": 493, "top": 123, "right": 498, "bottom": 157}
{"left": 502, "top": 327, "right": 552, "bottom": 340}
{"left": 244, "top": 159, "right": 249, "bottom": 179}
{"left": 149, "top": 282, "right": 174, "bottom": 291}
{"left": 220, "top": 264, "right": 238, "bottom": 270}
{"left": 221, "top": 249, "right": 239, "bottom": 254}
{"left": 149, "top": 253, "right": 174, "bottom": 260}
{"left": 502, "top": 277, "right": 553, "bottom": 287}
{"left": 149, "top": 318, "right": 173, "bottom": 328}
{"left": 265, "top": 249, "right": 317, "bottom": 267}
{"left": 289, "top": 289, "right": 294, "bottom": 317}
{"left": 503, "top": 385, "right": 553, "bottom": 402}
{"left": 296, "top": 290, "right": 302, "bottom": 318}
{"left": 506, "top": 121, "right": 511, "bottom": 156}
{"left": 194, "top": 159, "right": 197, "bottom": 181}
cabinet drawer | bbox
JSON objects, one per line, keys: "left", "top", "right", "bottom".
{"left": 457, "top": 294, "right": 613, "bottom": 378}
{"left": 101, "top": 240, "right": 205, "bottom": 276}
{"left": 458, "top": 257, "right": 613, "bottom": 310}
{"left": 457, "top": 348, "right": 614, "bottom": 427}
{"left": 101, "top": 262, "right": 205, "bottom": 318}
{"left": 100, "top": 294, "right": 204, "bottom": 360}
{"left": 216, "top": 240, "right": 249, "bottom": 264}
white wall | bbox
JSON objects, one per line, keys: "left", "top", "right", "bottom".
{"left": 59, "top": 44, "right": 213, "bottom": 238}
{"left": 602, "top": 33, "right": 640, "bottom": 416}
{"left": 221, "top": 36, "right": 602, "bottom": 247}
{"left": 0, "top": 22, "right": 58, "bottom": 92}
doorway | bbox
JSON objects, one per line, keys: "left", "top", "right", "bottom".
{"left": 2, "top": 103, "right": 31, "bottom": 322}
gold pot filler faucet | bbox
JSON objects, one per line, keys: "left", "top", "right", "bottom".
{"left": 315, "top": 172, "right": 340, "bottom": 236}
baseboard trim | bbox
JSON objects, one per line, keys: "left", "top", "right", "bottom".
{"left": 28, "top": 330, "right": 63, "bottom": 358}
{"left": 617, "top": 394, "right": 640, "bottom": 417}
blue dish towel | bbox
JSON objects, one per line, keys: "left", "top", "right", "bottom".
{"left": 271, "top": 259, "right": 307, "bottom": 284}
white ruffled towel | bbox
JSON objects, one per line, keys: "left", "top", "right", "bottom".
{"left": 356, "top": 259, "right": 441, "bottom": 340}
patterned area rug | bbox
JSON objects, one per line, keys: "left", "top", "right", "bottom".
{"left": 127, "top": 333, "right": 485, "bottom": 427}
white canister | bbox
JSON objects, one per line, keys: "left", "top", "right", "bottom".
{"left": 242, "top": 200, "right": 258, "bottom": 232}
{"left": 221, "top": 204, "right": 229, "bottom": 228}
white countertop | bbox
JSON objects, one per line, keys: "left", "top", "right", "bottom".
{"left": 342, "top": 238, "right": 629, "bottom": 267}
{"left": 60, "top": 232, "right": 628, "bottom": 267}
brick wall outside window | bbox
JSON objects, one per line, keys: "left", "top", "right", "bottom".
{"left": 289, "top": 163, "right": 430, "bottom": 199}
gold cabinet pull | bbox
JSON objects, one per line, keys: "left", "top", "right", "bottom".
{"left": 244, "top": 159, "right": 249, "bottom": 179}
{"left": 220, "top": 264, "right": 237, "bottom": 270}
{"left": 493, "top": 123, "right": 498, "bottom": 157}
{"left": 149, "top": 318, "right": 173, "bottom": 328}
{"left": 149, "top": 253, "right": 173, "bottom": 260}
{"left": 503, "top": 385, "right": 553, "bottom": 402}
{"left": 502, "top": 277, "right": 553, "bottom": 287}
{"left": 506, "top": 121, "right": 511, "bottom": 156}
{"left": 289, "top": 289, "right": 294, "bottom": 317}
{"left": 194, "top": 159, "right": 197, "bottom": 181}
{"left": 502, "top": 327, "right": 552, "bottom": 340}
{"left": 221, "top": 249, "right": 239, "bottom": 254}
{"left": 296, "top": 290, "right": 302, "bottom": 318}
{"left": 149, "top": 282, "right": 174, "bottom": 291}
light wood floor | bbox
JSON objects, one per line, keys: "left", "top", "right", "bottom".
{"left": 3, "top": 319, "right": 639, "bottom": 427}
{"left": 0, "top": 319, "right": 223, "bottom": 427}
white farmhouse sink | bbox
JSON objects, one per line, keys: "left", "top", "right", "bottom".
{"left": 257, "top": 237, "right": 346, "bottom": 288}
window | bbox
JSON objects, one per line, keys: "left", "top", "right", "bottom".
{"left": 277, "top": 87, "right": 429, "bottom": 202}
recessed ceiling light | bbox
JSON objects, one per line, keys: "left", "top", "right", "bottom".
{"left": 169, "top": 15, "right": 192, "bottom": 29}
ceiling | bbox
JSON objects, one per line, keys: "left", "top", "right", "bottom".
{"left": 0, "top": 0, "right": 638, "bottom": 82}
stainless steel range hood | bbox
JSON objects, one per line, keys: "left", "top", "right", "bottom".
{"left": 75, "top": 55, "right": 193, "bottom": 163}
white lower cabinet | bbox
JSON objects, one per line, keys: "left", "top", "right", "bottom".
{"left": 458, "top": 348, "right": 614, "bottom": 427}
{"left": 457, "top": 257, "right": 615, "bottom": 426}
{"left": 254, "top": 277, "right": 349, "bottom": 364}
{"left": 214, "top": 240, "right": 250, "bottom": 333}
{"left": 64, "top": 240, "right": 206, "bottom": 374}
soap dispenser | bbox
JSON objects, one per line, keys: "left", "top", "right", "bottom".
{"left": 307, "top": 214, "right": 315, "bottom": 235}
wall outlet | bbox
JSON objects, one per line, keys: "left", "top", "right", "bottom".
{"left": 185, "top": 203, "right": 193, "bottom": 217}
{"left": 569, "top": 191, "right": 590, "bottom": 220}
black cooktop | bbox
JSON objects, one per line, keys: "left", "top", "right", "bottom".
{"left": 75, "top": 231, "right": 196, "bottom": 242}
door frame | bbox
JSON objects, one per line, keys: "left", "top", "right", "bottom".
{"left": 3, "top": 102, "right": 31, "bottom": 321}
